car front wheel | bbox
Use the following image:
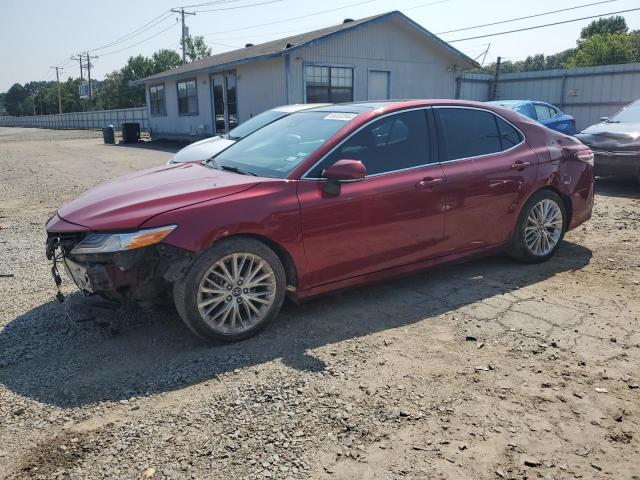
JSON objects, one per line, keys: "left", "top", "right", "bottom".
{"left": 507, "top": 190, "right": 567, "bottom": 263}
{"left": 173, "top": 238, "right": 286, "bottom": 342}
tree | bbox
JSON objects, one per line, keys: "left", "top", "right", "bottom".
{"left": 544, "top": 49, "right": 575, "bottom": 70}
{"left": 522, "top": 54, "right": 546, "bottom": 72}
{"left": 566, "top": 33, "right": 639, "bottom": 67}
{"left": 4, "top": 83, "right": 29, "bottom": 116}
{"left": 152, "top": 49, "right": 182, "bottom": 72}
{"left": 184, "top": 35, "right": 211, "bottom": 62}
{"left": 580, "top": 16, "right": 628, "bottom": 39}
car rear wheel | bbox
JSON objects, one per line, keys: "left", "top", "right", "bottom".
{"left": 173, "top": 238, "right": 286, "bottom": 342}
{"left": 507, "top": 190, "right": 567, "bottom": 263}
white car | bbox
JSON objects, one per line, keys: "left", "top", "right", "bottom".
{"left": 167, "top": 104, "right": 329, "bottom": 164}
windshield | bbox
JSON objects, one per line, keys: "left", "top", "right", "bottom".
{"left": 211, "top": 111, "right": 357, "bottom": 178}
{"left": 607, "top": 100, "right": 640, "bottom": 123}
{"left": 227, "top": 109, "right": 288, "bottom": 140}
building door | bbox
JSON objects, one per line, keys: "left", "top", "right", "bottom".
{"left": 367, "top": 70, "right": 390, "bottom": 100}
{"left": 212, "top": 72, "right": 238, "bottom": 134}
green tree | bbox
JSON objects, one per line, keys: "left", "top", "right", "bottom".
{"left": 523, "top": 54, "right": 546, "bottom": 71}
{"left": 4, "top": 83, "right": 29, "bottom": 116}
{"left": 566, "top": 32, "right": 639, "bottom": 67}
{"left": 184, "top": 35, "right": 211, "bottom": 62}
{"left": 152, "top": 49, "right": 182, "bottom": 72}
{"left": 545, "top": 49, "right": 575, "bottom": 69}
{"left": 580, "top": 16, "right": 627, "bottom": 39}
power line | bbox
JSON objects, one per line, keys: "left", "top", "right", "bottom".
{"left": 99, "top": 21, "right": 181, "bottom": 57}
{"left": 202, "top": 0, "right": 380, "bottom": 36}
{"left": 437, "top": 0, "right": 619, "bottom": 35}
{"left": 404, "top": 0, "right": 450, "bottom": 11}
{"left": 194, "top": 0, "right": 284, "bottom": 13}
{"left": 208, "top": 40, "right": 243, "bottom": 48}
{"left": 204, "top": 0, "right": 449, "bottom": 40}
{"left": 448, "top": 7, "right": 640, "bottom": 43}
{"left": 180, "top": 0, "right": 246, "bottom": 8}
{"left": 87, "top": 10, "right": 174, "bottom": 53}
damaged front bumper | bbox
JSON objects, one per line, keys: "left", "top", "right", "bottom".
{"left": 45, "top": 228, "right": 192, "bottom": 304}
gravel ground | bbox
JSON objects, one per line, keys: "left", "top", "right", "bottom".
{"left": 0, "top": 127, "right": 639, "bottom": 480}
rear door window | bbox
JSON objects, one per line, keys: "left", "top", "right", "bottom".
{"left": 435, "top": 108, "right": 502, "bottom": 161}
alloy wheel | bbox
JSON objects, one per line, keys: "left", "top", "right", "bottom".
{"left": 524, "top": 199, "right": 563, "bottom": 256}
{"left": 196, "top": 252, "right": 276, "bottom": 334}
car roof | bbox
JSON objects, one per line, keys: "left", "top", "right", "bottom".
{"left": 271, "top": 103, "right": 331, "bottom": 113}
{"left": 302, "top": 99, "right": 519, "bottom": 114}
{"left": 488, "top": 100, "right": 527, "bottom": 106}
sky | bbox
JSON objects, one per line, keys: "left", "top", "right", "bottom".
{"left": 1, "top": 0, "right": 640, "bottom": 91}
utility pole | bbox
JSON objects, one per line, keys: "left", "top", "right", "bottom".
{"left": 51, "top": 66, "right": 63, "bottom": 114}
{"left": 171, "top": 8, "right": 196, "bottom": 64}
{"left": 85, "top": 52, "right": 98, "bottom": 99}
{"left": 490, "top": 56, "right": 502, "bottom": 101}
{"left": 72, "top": 54, "right": 84, "bottom": 80}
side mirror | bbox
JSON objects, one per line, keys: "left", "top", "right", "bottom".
{"left": 599, "top": 116, "right": 609, "bottom": 123}
{"left": 322, "top": 159, "right": 366, "bottom": 195}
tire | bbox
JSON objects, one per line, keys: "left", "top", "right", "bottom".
{"left": 506, "top": 189, "right": 567, "bottom": 263}
{"left": 173, "top": 237, "right": 286, "bottom": 342}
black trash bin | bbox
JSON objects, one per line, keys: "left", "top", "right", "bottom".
{"left": 121, "top": 122, "right": 140, "bottom": 143}
{"left": 102, "top": 124, "right": 115, "bottom": 144}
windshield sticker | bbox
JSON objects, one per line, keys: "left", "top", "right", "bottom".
{"left": 324, "top": 113, "right": 357, "bottom": 121}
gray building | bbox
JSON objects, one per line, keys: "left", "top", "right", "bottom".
{"left": 132, "top": 10, "right": 476, "bottom": 140}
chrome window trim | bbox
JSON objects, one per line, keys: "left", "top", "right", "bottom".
{"left": 432, "top": 106, "right": 526, "bottom": 164}
{"left": 301, "top": 106, "right": 434, "bottom": 180}
{"left": 300, "top": 105, "right": 526, "bottom": 181}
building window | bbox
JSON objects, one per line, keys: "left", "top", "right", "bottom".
{"left": 149, "top": 84, "right": 166, "bottom": 116}
{"left": 177, "top": 79, "right": 198, "bottom": 115}
{"left": 305, "top": 65, "right": 353, "bottom": 103}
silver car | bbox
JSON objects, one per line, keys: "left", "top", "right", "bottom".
{"left": 167, "top": 104, "right": 329, "bottom": 164}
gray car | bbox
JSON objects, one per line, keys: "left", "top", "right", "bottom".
{"left": 576, "top": 99, "right": 640, "bottom": 179}
{"left": 167, "top": 104, "right": 329, "bottom": 165}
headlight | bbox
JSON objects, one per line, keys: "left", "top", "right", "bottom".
{"left": 71, "top": 225, "right": 177, "bottom": 254}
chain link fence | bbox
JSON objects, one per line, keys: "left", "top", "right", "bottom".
{"left": 0, "top": 107, "right": 148, "bottom": 131}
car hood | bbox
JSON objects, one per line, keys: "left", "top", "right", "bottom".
{"left": 577, "top": 122, "right": 640, "bottom": 148}
{"left": 169, "top": 136, "right": 236, "bottom": 163}
{"left": 57, "top": 162, "right": 261, "bottom": 230}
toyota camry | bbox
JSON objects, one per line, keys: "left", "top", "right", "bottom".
{"left": 46, "top": 100, "right": 594, "bottom": 342}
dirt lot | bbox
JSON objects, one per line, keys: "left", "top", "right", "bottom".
{"left": 0, "top": 127, "right": 639, "bottom": 480}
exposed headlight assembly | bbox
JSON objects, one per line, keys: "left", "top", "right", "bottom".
{"left": 71, "top": 225, "right": 177, "bottom": 255}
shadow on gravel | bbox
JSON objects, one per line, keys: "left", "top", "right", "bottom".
{"left": 0, "top": 242, "right": 591, "bottom": 408}
{"left": 595, "top": 176, "right": 640, "bottom": 199}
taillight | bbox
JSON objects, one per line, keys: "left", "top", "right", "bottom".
{"left": 575, "top": 149, "right": 594, "bottom": 166}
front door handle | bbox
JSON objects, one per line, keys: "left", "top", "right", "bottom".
{"left": 416, "top": 177, "right": 444, "bottom": 189}
{"left": 511, "top": 161, "right": 532, "bottom": 170}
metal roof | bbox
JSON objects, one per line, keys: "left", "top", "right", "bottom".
{"left": 132, "top": 10, "right": 477, "bottom": 85}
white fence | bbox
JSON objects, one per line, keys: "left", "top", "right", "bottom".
{"left": 0, "top": 107, "right": 148, "bottom": 131}
{"left": 458, "top": 63, "right": 640, "bottom": 130}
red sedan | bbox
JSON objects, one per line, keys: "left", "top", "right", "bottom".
{"left": 46, "top": 100, "right": 594, "bottom": 342}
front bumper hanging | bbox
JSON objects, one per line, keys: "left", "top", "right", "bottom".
{"left": 46, "top": 232, "right": 193, "bottom": 304}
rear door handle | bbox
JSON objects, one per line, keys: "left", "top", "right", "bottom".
{"left": 511, "top": 161, "right": 532, "bottom": 170}
{"left": 416, "top": 177, "right": 444, "bottom": 189}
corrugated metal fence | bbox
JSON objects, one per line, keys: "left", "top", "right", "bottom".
{"left": 458, "top": 63, "right": 640, "bottom": 130}
{"left": 0, "top": 107, "right": 148, "bottom": 131}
